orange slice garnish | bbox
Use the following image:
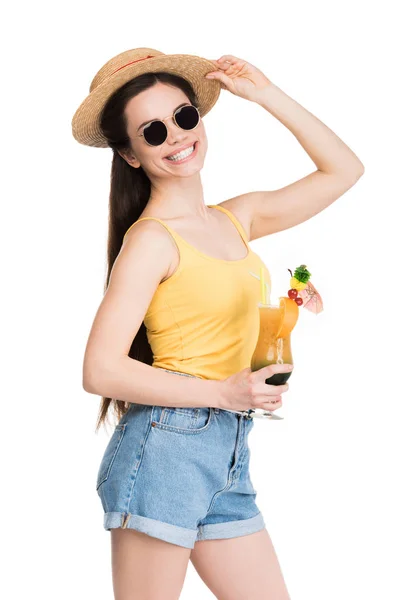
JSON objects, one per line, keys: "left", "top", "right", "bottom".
{"left": 276, "top": 296, "right": 299, "bottom": 338}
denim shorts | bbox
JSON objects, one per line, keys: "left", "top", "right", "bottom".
{"left": 95, "top": 368, "right": 266, "bottom": 549}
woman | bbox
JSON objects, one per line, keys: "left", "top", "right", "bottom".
{"left": 72, "top": 47, "right": 364, "bottom": 599}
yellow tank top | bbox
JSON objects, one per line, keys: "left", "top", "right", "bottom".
{"left": 123, "top": 204, "right": 271, "bottom": 381}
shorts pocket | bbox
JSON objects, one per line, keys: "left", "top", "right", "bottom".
{"left": 150, "top": 406, "right": 213, "bottom": 434}
{"left": 96, "top": 423, "right": 127, "bottom": 491}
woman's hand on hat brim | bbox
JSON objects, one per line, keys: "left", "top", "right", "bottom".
{"left": 204, "top": 55, "right": 272, "bottom": 102}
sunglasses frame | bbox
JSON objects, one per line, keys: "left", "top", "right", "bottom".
{"left": 132, "top": 104, "right": 201, "bottom": 147}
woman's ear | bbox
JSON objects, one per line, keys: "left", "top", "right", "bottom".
{"left": 118, "top": 149, "right": 140, "bottom": 169}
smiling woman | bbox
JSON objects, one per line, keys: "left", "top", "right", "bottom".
{"left": 71, "top": 46, "right": 306, "bottom": 600}
{"left": 115, "top": 81, "right": 208, "bottom": 176}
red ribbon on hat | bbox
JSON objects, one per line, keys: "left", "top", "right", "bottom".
{"left": 110, "top": 55, "right": 155, "bottom": 77}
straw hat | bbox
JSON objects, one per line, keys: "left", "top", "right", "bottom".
{"left": 71, "top": 47, "right": 222, "bottom": 148}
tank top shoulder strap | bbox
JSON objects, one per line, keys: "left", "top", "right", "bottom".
{"left": 123, "top": 216, "right": 182, "bottom": 247}
{"left": 209, "top": 204, "right": 249, "bottom": 247}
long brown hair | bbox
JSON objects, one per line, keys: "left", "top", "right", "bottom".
{"left": 94, "top": 72, "right": 199, "bottom": 432}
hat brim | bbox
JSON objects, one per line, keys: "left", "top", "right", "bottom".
{"left": 71, "top": 54, "right": 222, "bottom": 148}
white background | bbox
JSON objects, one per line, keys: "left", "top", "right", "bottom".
{"left": 2, "top": 0, "right": 399, "bottom": 598}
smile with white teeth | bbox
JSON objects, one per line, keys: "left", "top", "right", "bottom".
{"left": 166, "top": 144, "right": 195, "bottom": 161}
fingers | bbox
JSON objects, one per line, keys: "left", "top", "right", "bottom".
{"left": 216, "top": 55, "right": 241, "bottom": 64}
{"left": 252, "top": 394, "right": 283, "bottom": 410}
{"left": 255, "top": 363, "right": 294, "bottom": 380}
{"left": 272, "top": 383, "right": 289, "bottom": 394}
{"left": 250, "top": 377, "right": 289, "bottom": 412}
{"left": 209, "top": 58, "right": 232, "bottom": 69}
{"left": 265, "top": 396, "right": 283, "bottom": 405}
{"left": 205, "top": 69, "right": 236, "bottom": 93}
{"left": 210, "top": 56, "right": 244, "bottom": 72}
{"left": 206, "top": 56, "right": 247, "bottom": 93}
{"left": 215, "top": 58, "right": 246, "bottom": 76}
{"left": 252, "top": 382, "right": 288, "bottom": 396}
{"left": 263, "top": 397, "right": 282, "bottom": 409}
{"left": 254, "top": 393, "right": 284, "bottom": 403}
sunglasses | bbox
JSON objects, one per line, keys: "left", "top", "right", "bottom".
{"left": 133, "top": 104, "right": 201, "bottom": 147}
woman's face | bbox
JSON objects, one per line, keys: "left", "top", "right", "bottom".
{"left": 120, "top": 82, "right": 208, "bottom": 178}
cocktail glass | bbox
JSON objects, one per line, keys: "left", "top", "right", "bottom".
{"left": 250, "top": 300, "right": 297, "bottom": 420}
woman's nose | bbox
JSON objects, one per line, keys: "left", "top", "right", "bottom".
{"left": 165, "top": 118, "right": 187, "bottom": 144}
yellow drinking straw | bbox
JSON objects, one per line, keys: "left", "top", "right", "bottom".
{"left": 260, "top": 266, "right": 266, "bottom": 305}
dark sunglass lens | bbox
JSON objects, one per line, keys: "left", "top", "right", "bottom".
{"left": 175, "top": 105, "right": 199, "bottom": 130}
{"left": 143, "top": 121, "right": 168, "bottom": 145}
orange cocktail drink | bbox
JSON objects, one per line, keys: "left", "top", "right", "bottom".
{"left": 251, "top": 297, "right": 299, "bottom": 386}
